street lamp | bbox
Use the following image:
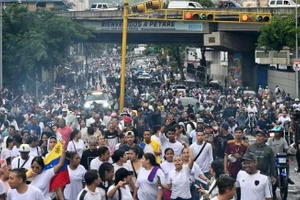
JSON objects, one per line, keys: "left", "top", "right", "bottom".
{"left": 119, "top": 0, "right": 128, "bottom": 112}
{"left": 296, "top": 0, "right": 299, "bottom": 98}
{"left": 0, "top": 1, "right": 3, "bottom": 89}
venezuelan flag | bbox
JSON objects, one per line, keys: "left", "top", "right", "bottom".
{"left": 27, "top": 142, "right": 70, "bottom": 191}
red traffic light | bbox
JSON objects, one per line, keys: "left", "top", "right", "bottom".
{"left": 185, "top": 12, "right": 193, "bottom": 20}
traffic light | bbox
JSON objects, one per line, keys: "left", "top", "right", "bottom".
{"left": 145, "top": 0, "right": 162, "bottom": 10}
{"left": 131, "top": 3, "right": 146, "bottom": 13}
{"left": 240, "top": 13, "right": 271, "bottom": 23}
{"left": 185, "top": 11, "right": 214, "bottom": 21}
{"left": 256, "top": 15, "right": 270, "bottom": 22}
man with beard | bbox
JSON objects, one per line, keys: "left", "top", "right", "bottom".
{"left": 236, "top": 152, "right": 272, "bottom": 200}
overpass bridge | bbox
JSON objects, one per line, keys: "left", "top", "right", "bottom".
{"left": 57, "top": 7, "right": 294, "bottom": 50}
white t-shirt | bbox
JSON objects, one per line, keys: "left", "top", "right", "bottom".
{"left": 160, "top": 134, "right": 184, "bottom": 158}
{"left": 113, "top": 162, "right": 130, "bottom": 173}
{"left": 160, "top": 161, "right": 175, "bottom": 184}
{"left": 11, "top": 156, "right": 34, "bottom": 170}
{"left": 29, "top": 147, "right": 42, "bottom": 157}
{"left": 277, "top": 116, "right": 291, "bottom": 124}
{"left": 76, "top": 187, "right": 103, "bottom": 200}
{"left": 190, "top": 142, "right": 214, "bottom": 173}
{"left": 64, "top": 165, "right": 86, "bottom": 200}
{"left": 11, "top": 146, "right": 20, "bottom": 158}
{"left": 143, "top": 143, "right": 154, "bottom": 154}
{"left": 136, "top": 167, "right": 164, "bottom": 200}
{"left": 0, "top": 180, "right": 5, "bottom": 195}
{"left": 0, "top": 148, "right": 11, "bottom": 160}
{"left": 108, "top": 184, "right": 133, "bottom": 200}
{"left": 90, "top": 158, "right": 104, "bottom": 170}
{"left": 30, "top": 168, "right": 56, "bottom": 200}
{"left": 167, "top": 165, "right": 191, "bottom": 199}
{"left": 67, "top": 139, "right": 85, "bottom": 157}
{"left": 236, "top": 170, "right": 272, "bottom": 200}
{"left": 211, "top": 197, "right": 219, "bottom": 200}
{"left": 7, "top": 185, "right": 44, "bottom": 200}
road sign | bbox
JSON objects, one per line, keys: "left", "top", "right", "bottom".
{"left": 293, "top": 59, "right": 300, "bottom": 71}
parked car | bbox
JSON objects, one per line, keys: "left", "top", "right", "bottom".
{"left": 217, "top": 0, "right": 242, "bottom": 8}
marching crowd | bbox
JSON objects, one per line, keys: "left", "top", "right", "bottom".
{"left": 0, "top": 58, "right": 299, "bottom": 200}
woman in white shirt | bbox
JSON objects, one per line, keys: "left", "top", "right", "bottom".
{"left": 29, "top": 151, "right": 66, "bottom": 200}
{"left": 127, "top": 146, "right": 143, "bottom": 185}
{"left": 64, "top": 152, "right": 86, "bottom": 200}
{"left": 159, "top": 142, "right": 194, "bottom": 200}
{"left": 107, "top": 168, "right": 133, "bottom": 200}
{"left": 67, "top": 130, "right": 85, "bottom": 158}
{"left": 181, "top": 147, "right": 210, "bottom": 200}
{"left": 135, "top": 153, "right": 164, "bottom": 200}
{"left": 160, "top": 148, "right": 174, "bottom": 200}
{"left": 112, "top": 149, "right": 130, "bottom": 172}
{"left": 0, "top": 137, "right": 14, "bottom": 160}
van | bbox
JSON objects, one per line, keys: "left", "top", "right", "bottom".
{"left": 167, "top": 1, "right": 203, "bottom": 9}
{"left": 90, "top": 3, "right": 119, "bottom": 11}
{"left": 268, "top": 0, "right": 300, "bottom": 7}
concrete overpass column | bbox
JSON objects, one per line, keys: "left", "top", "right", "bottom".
{"left": 227, "top": 50, "right": 255, "bottom": 89}
{"left": 209, "top": 51, "right": 228, "bottom": 84}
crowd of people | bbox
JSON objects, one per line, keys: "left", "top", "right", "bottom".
{"left": 0, "top": 56, "right": 299, "bottom": 200}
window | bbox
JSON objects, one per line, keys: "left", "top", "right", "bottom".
{"left": 91, "top": 4, "right": 97, "bottom": 8}
{"left": 36, "top": 2, "right": 46, "bottom": 7}
{"left": 277, "top": 0, "right": 283, "bottom": 5}
{"left": 97, "top": 4, "right": 102, "bottom": 8}
{"left": 270, "top": 1, "right": 275, "bottom": 4}
{"left": 103, "top": 4, "right": 108, "bottom": 8}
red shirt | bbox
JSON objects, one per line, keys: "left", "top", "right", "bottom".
{"left": 225, "top": 139, "right": 249, "bottom": 178}
{"left": 58, "top": 126, "right": 72, "bottom": 148}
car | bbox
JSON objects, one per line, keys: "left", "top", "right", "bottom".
{"left": 216, "top": 0, "right": 242, "bottom": 8}
{"left": 171, "top": 85, "right": 187, "bottom": 96}
{"left": 243, "top": 90, "right": 256, "bottom": 96}
{"left": 90, "top": 3, "right": 119, "bottom": 11}
{"left": 179, "top": 97, "right": 199, "bottom": 108}
{"left": 167, "top": 1, "right": 203, "bottom": 9}
{"left": 268, "top": 0, "right": 300, "bottom": 7}
{"left": 137, "top": 73, "right": 151, "bottom": 79}
{"left": 84, "top": 91, "right": 111, "bottom": 109}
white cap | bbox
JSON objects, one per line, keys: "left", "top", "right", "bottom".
{"left": 18, "top": 144, "right": 30, "bottom": 153}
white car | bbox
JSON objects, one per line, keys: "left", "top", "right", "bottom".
{"left": 171, "top": 85, "right": 187, "bottom": 96}
{"left": 84, "top": 91, "right": 111, "bottom": 109}
{"left": 268, "top": 0, "right": 300, "bottom": 7}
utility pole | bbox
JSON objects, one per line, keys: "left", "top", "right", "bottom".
{"left": 119, "top": 0, "right": 128, "bottom": 112}
{"left": 296, "top": 1, "right": 299, "bottom": 97}
{"left": 0, "top": 2, "right": 3, "bottom": 89}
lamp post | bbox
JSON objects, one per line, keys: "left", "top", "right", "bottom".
{"left": 0, "top": 1, "right": 3, "bottom": 89}
{"left": 119, "top": 0, "right": 128, "bottom": 112}
{"left": 296, "top": 1, "right": 299, "bottom": 98}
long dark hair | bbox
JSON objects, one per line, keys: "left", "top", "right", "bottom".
{"left": 112, "top": 149, "right": 126, "bottom": 163}
{"left": 144, "top": 153, "right": 159, "bottom": 167}
{"left": 211, "top": 160, "right": 224, "bottom": 179}
{"left": 70, "top": 130, "right": 80, "bottom": 141}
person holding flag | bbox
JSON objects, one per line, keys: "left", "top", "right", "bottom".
{"left": 27, "top": 140, "right": 69, "bottom": 200}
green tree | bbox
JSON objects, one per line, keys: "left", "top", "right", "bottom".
{"left": 3, "top": 4, "right": 95, "bottom": 89}
{"left": 257, "top": 13, "right": 298, "bottom": 51}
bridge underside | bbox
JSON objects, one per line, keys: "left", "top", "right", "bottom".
{"left": 88, "top": 32, "right": 204, "bottom": 45}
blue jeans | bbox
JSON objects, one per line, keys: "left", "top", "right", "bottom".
{"left": 190, "top": 182, "right": 200, "bottom": 200}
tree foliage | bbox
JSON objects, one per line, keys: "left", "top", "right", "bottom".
{"left": 257, "top": 13, "right": 298, "bottom": 51}
{"left": 3, "top": 4, "right": 95, "bottom": 87}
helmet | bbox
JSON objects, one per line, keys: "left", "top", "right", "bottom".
{"left": 269, "top": 126, "right": 283, "bottom": 132}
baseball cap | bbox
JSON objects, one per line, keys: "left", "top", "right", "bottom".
{"left": 255, "top": 130, "right": 267, "bottom": 136}
{"left": 125, "top": 131, "right": 135, "bottom": 137}
{"left": 18, "top": 144, "right": 30, "bottom": 153}
{"left": 220, "top": 122, "right": 229, "bottom": 130}
{"left": 242, "top": 152, "right": 256, "bottom": 162}
{"left": 115, "top": 168, "right": 134, "bottom": 180}
{"left": 197, "top": 118, "right": 204, "bottom": 123}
